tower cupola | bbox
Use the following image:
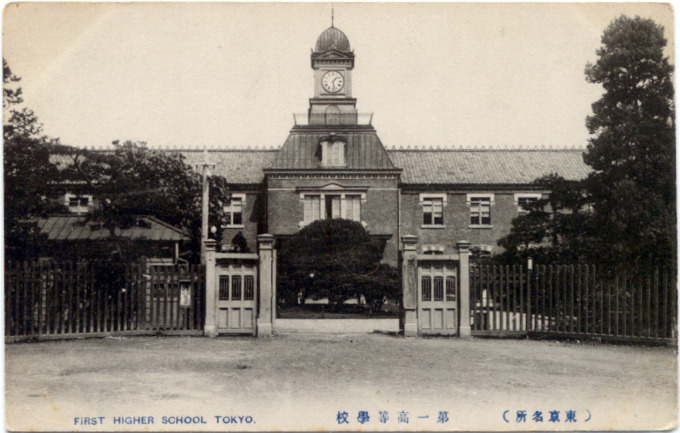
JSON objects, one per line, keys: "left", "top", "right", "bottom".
{"left": 314, "top": 26, "right": 351, "bottom": 53}
{"left": 308, "top": 25, "right": 358, "bottom": 125}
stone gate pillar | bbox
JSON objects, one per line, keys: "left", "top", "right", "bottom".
{"left": 401, "top": 235, "right": 418, "bottom": 337}
{"left": 257, "top": 234, "right": 275, "bottom": 338}
{"left": 204, "top": 239, "right": 218, "bottom": 337}
{"left": 457, "top": 240, "right": 472, "bottom": 338}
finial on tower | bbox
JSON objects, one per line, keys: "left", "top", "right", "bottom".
{"left": 331, "top": 4, "right": 334, "bottom": 27}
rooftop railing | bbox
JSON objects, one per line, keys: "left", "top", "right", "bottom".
{"left": 293, "top": 113, "right": 373, "bottom": 126}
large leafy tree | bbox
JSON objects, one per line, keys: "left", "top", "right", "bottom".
{"left": 63, "top": 142, "right": 231, "bottom": 262}
{"left": 498, "top": 16, "right": 675, "bottom": 267}
{"left": 277, "top": 219, "right": 398, "bottom": 311}
{"left": 583, "top": 15, "right": 675, "bottom": 267}
{"left": 3, "top": 59, "right": 67, "bottom": 261}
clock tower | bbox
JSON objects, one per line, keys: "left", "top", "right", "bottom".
{"left": 308, "top": 25, "right": 358, "bottom": 125}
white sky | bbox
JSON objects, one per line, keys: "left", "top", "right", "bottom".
{"left": 2, "top": 2, "right": 675, "bottom": 150}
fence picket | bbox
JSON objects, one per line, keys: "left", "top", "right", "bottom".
{"left": 654, "top": 267, "right": 659, "bottom": 339}
{"left": 511, "top": 265, "right": 516, "bottom": 331}
{"left": 527, "top": 265, "right": 532, "bottom": 331}
{"left": 501, "top": 265, "right": 506, "bottom": 331}
{"left": 519, "top": 265, "right": 524, "bottom": 331}
{"left": 606, "top": 271, "right": 611, "bottom": 336}
{"left": 646, "top": 270, "right": 652, "bottom": 338}
{"left": 614, "top": 273, "right": 619, "bottom": 337}
{"left": 662, "top": 268, "right": 668, "bottom": 339}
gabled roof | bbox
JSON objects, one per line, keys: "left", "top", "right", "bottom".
{"left": 387, "top": 149, "right": 590, "bottom": 185}
{"left": 34, "top": 215, "right": 190, "bottom": 241}
{"left": 271, "top": 129, "right": 397, "bottom": 170}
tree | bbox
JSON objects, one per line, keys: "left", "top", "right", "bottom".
{"left": 498, "top": 16, "right": 675, "bottom": 268}
{"left": 277, "top": 219, "right": 398, "bottom": 310}
{"left": 3, "top": 59, "right": 66, "bottom": 261}
{"left": 63, "top": 141, "right": 231, "bottom": 262}
{"left": 583, "top": 15, "right": 675, "bottom": 267}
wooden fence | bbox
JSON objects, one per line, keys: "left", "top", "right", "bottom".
{"left": 5, "top": 261, "right": 205, "bottom": 342}
{"left": 471, "top": 264, "right": 676, "bottom": 343}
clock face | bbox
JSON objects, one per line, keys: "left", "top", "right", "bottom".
{"left": 322, "top": 71, "right": 344, "bottom": 93}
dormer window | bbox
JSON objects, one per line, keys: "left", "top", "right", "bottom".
{"left": 320, "top": 137, "right": 346, "bottom": 167}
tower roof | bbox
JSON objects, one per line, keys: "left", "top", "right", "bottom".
{"left": 315, "top": 26, "right": 351, "bottom": 53}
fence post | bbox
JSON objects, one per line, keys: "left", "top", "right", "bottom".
{"left": 401, "top": 235, "right": 418, "bottom": 337}
{"left": 204, "top": 239, "right": 218, "bottom": 337}
{"left": 457, "top": 241, "right": 472, "bottom": 338}
{"left": 257, "top": 234, "right": 275, "bottom": 338}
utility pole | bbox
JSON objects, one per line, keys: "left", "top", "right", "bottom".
{"left": 198, "top": 148, "right": 215, "bottom": 265}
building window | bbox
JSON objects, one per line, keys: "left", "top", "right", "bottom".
{"left": 446, "top": 276, "right": 457, "bottom": 301}
{"left": 419, "top": 193, "right": 447, "bottom": 228}
{"left": 423, "top": 245, "right": 445, "bottom": 255}
{"left": 514, "top": 193, "right": 542, "bottom": 215}
{"left": 223, "top": 194, "right": 245, "bottom": 227}
{"left": 325, "top": 195, "right": 342, "bottom": 219}
{"left": 467, "top": 194, "right": 494, "bottom": 227}
{"left": 64, "top": 193, "right": 92, "bottom": 214}
{"left": 320, "top": 138, "right": 346, "bottom": 167}
{"left": 302, "top": 193, "right": 362, "bottom": 225}
{"left": 345, "top": 195, "right": 361, "bottom": 222}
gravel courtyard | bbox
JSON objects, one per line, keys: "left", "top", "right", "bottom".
{"left": 5, "top": 332, "right": 677, "bottom": 431}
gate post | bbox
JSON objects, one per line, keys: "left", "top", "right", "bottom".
{"left": 401, "top": 235, "right": 419, "bottom": 337}
{"left": 457, "top": 241, "right": 472, "bottom": 338}
{"left": 257, "top": 234, "right": 275, "bottom": 338}
{"left": 204, "top": 239, "right": 218, "bottom": 337}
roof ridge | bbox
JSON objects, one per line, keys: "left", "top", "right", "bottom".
{"left": 386, "top": 146, "right": 586, "bottom": 152}
{"left": 173, "top": 148, "right": 280, "bottom": 152}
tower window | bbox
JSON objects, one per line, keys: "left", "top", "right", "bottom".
{"left": 320, "top": 138, "right": 346, "bottom": 167}
{"left": 325, "top": 105, "right": 341, "bottom": 125}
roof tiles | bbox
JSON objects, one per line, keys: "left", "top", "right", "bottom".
{"left": 49, "top": 146, "right": 590, "bottom": 186}
{"left": 35, "top": 215, "right": 190, "bottom": 242}
{"left": 272, "top": 131, "right": 396, "bottom": 170}
{"left": 387, "top": 149, "right": 590, "bottom": 184}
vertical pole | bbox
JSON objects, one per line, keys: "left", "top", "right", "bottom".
{"left": 401, "top": 235, "right": 418, "bottom": 337}
{"left": 257, "top": 234, "right": 275, "bottom": 338}
{"left": 200, "top": 163, "right": 210, "bottom": 265}
{"left": 199, "top": 150, "right": 215, "bottom": 266}
{"left": 527, "top": 257, "right": 532, "bottom": 332}
{"left": 457, "top": 241, "right": 472, "bottom": 338}
{"left": 204, "top": 239, "right": 218, "bottom": 337}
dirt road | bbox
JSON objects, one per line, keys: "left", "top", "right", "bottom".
{"left": 5, "top": 334, "right": 677, "bottom": 431}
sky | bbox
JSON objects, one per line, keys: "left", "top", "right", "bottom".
{"left": 2, "top": 2, "right": 675, "bottom": 150}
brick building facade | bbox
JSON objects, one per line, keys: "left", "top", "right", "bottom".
{"left": 179, "top": 25, "right": 590, "bottom": 264}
